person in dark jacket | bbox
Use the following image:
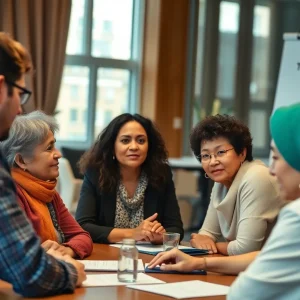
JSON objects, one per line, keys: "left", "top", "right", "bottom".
{"left": 76, "top": 113, "right": 184, "bottom": 244}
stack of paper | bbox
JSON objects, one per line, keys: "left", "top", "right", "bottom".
{"left": 78, "top": 259, "right": 145, "bottom": 272}
{"left": 127, "top": 280, "right": 230, "bottom": 299}
{"left": 82, "top": 273, "right": 165, "bottom": 287}
{"left": 110, "top": 243, "right": 208, "bottom": 256}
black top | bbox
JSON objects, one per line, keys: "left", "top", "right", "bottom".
{"left": 61, "top": 147, "right": 85, "bottom": 180}
{"left": 75, "top": 166, "right": 184, "bottom": 243}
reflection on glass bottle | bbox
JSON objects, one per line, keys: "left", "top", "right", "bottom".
{"left": 117, "top": 239, "right": 138, "bottom": 283}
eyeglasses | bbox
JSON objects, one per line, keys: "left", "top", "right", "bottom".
{"left": 198, "top": 148, "right": 234, "bottom": 163}
{"left": 6, "top": 80, "right": 32, "bottom": 105}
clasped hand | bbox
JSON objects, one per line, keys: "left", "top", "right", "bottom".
{"left": 132, "top": 213, "right": 166, "bottom": 243}
{"left": 42, "top": 240, "right": 76, "bottom": 257}
{"left": 45, "top": 242, "right": 86, "bottom": 287}
{"left": 190, "top": 233, "right": 217, "bottom": 254}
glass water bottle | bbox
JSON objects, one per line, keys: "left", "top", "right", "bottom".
{"left": 117, "top": 239, "right": 138, "bottom": 283}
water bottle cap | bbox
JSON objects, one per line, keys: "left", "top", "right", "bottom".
{"left": 122, "top": 238, "right": 136, "bottom": 245}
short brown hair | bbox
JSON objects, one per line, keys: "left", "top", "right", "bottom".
{"left": 0, "top": 32, "right": 32, "bottom": 82}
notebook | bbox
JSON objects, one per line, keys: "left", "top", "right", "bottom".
{"left": 110, "top": 243, "right": 208, "bottom": 256}
{"left": 78, "top": 259, "right": 144, "bottom": 272}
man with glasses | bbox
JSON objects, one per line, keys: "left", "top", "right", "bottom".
{"left": 5, "top": 79, "right": 32, "bottom": 105}
{"left": 0, "top": 32, "right": 86, "bottom": 296}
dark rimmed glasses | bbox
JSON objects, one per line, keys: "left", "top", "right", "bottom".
{"left": 198, "top": 148, "right": 234, "bottom": 163}
{"left": 6, "top": 80, "right": 32, "bottom": 105}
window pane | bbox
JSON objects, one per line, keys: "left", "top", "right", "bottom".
{"left": 217, "top": 1, "right": 240, "bottom": 102}
{"left": 193, "top": 0, "right": 206, "bottom": 126}
{"left": 94, "top": 68, "right": 130, "bottom": 138}
{"left": 249, "top": 109, "right": 268, "bottom": 149}
{"left": 92, "top": 0, "right": 133, "bottom": 59}
{"left": 66, "top": 0, "right": 86, "bottom": 55}
{"left": 250, "top": 5, "right": 271, "bottom": 102}
{"left": 56, "top": 66, "right": 89, "bottom": 142}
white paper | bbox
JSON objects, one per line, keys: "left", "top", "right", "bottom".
{"left": 127, "top": 280, "right": 230, "bottom": 299}
{"left": 78, "top": 259, "right": 144, "bottom": 272}
{"left": 110, "top": 243, "right": 196, "bottom": 254}
{"left": 82, "top": 273, "right": 165, "bottom": 287}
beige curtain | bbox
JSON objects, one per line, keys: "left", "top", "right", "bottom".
{"left": 0, "top": 0, "right": 71, "bottom": 114}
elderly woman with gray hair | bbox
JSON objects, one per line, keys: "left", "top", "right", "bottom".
{"left": 0, "top": 111, "right": 93, "bottom": 259}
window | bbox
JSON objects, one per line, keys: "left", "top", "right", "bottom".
{"left": 56, "top": 0, "right": 144, "bottom": 147}
{"left": 82, "top": 109, "right": 87, "bottom": 123}
{"left": 104, "top": 110, "right": 113, "bottom": 125}
{"left": 66, "top": 0, "right": 85, "bottom": 55}
{"left": 92, "top": 0, "right": 133, "bottom": 59}
{"left": 217, "top": 2, "right": 240, "bottom": 105}
{"left": 185, "top": 0, "right": 277, "bottom": 157}
{"left": 251, "top": 5, "right": 271, "bottom": 102}
{"left": 249, "top": 3, "right": 272, "bottom": 154}
{"left": 56, "top": 66, "right": 89, "bottom": 141}
{"left": 102, "top": 20, "right": 113, "bottom": 34}
{"left": 95, "top": 68, "right": 129, "bottom": 138}
{"left": 105, "top": 88, "right": 116, "bottom": 103}
{"left": 70, "top": 109, "right": 78, "bottom": 122}
{"left": 193, "top": 0, "right": 206, "bottom": 127}
{"left": 70, "top": 85, "right": 79, "bottom": 100}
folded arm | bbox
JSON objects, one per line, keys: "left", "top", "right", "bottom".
{"left": 0, "top": 168, "right": 77, "bottom": 297}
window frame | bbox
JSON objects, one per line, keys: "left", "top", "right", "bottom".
{"left": 183, "top": 0, "right": 274, "bottom": 158}
{"left": 56, "top": 0, "right": 145, "bottom": 149}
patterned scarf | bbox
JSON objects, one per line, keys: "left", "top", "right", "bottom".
{"left": 114, "top": 172, "right": 148, "bottom": 228}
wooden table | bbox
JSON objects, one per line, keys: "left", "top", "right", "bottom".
{"left": 0, "top": 244, "right": 236, "bottom": 299}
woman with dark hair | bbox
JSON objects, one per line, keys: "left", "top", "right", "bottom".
{"left": 75, "top": 113, "right": 183, "bottom": 244}
{"left": 188, "top": 114, "right": 282, "bottom": 255}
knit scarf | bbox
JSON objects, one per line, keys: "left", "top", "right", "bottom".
{"left": 11, "top": 168, "right": 58, "bottom": 242}
{"left": 114, "top": 172, "right": 148, "bottom": 228}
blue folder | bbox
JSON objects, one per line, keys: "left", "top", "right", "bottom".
{"left": 145, "top": 265, "right": 207, "bottom": 275}
{"left": 138, "top": 248, "right": 209, "bottom": 256}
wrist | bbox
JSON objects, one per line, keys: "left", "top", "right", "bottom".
{"left": 194, "top": 257, "right": 207, "bottom": 270}
{"left": 126, "top": 228, "right": 135, "bottom": 239}
{"left": 65, "top": 246, "right": 76, "bottom": 258}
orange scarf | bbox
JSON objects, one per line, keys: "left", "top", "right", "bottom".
{"left": 11, "top": 168, "right": 59, "bottom": 242}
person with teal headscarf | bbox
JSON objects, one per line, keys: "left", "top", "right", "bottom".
{"left": 148, "top": 103, "right": 300, "bottom": 299}
{"left": 227, "top": 102, "right": 300, "bottom": 299}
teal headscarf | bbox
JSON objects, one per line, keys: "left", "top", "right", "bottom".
{"left": 270, "top": 103, "right": 300, "bottom": 172}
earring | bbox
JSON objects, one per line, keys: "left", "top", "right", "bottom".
{"left": 113, "top": 155, "right": 115, "bottom": 160}
{"left": 299, "top": 184, "right": 300, "bottom": 189}
{"left": 205, "top": 173, "right": 209, "bottom": 179}
{"left": 23, "top": 168, "right": 26, "bottom": 172}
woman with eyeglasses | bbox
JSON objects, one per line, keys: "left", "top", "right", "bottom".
{"left": 188, "top": 114, "right": 283, "bottom": 255}
{"left": 149, "top": 104, "right": 300, "bottom": 299}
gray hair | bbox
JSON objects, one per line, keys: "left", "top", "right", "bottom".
{"left": 0, "top": 111, "right": 59, "bottom": 167}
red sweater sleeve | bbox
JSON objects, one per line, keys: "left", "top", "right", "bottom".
{"left": 52, "top": 192, "right": 93, "bottom": 259}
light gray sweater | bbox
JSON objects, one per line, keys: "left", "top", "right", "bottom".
{"left": 199, "top": 160, "right": 282, "bottom": 255}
